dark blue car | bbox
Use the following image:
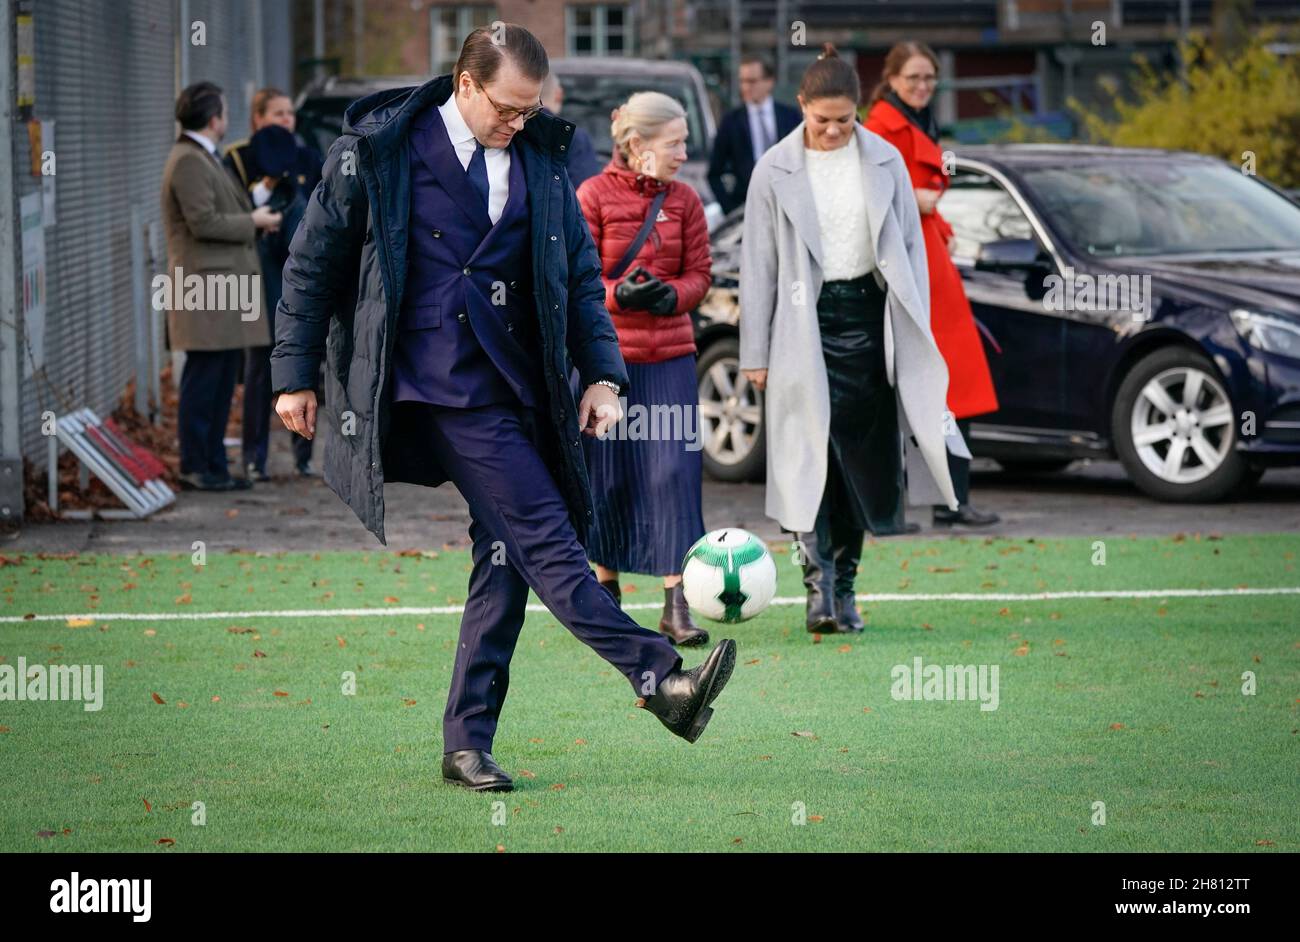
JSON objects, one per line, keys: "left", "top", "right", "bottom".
{"left": 941, "top": 146, "right": 1300, "bottom": 501}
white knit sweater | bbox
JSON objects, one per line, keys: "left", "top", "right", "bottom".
{"left": 804, "top": 133, "right": 875, "bottom": 281}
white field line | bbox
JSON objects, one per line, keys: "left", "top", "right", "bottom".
{"left": 3, "top": 586, "right": 1298, "bottom": 624}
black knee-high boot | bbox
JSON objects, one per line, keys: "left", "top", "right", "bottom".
{"left": 796, "top": 513, "right": 838, "bottom": 634}
{"left": 832, "top": 521, "right": 865, "bottom": 632}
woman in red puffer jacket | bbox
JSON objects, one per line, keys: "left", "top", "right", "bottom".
{"left": 576, "top": 90, "right": 714, "bottom": 647}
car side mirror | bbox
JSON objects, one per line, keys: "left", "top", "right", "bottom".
{"left": 975, "top": 238, "right": 1046, "bottom": 272}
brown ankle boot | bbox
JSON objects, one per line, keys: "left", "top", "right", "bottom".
{"left": 599, "top": 578, "right": 622, "bottom": 606}
{"left": 659, "top": 584, "right": 709, "bottom": 647}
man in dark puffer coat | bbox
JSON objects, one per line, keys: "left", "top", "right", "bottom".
{"left": 269, "top": 25, "right": 736, "bottom": 790}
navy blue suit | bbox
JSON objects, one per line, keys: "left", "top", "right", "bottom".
{"left": 397, "top": 100, "right": 683, "bottom": 753}
{"left": 707, "top": 99, "right": 801, "bottom": 214}
{"left": 394, "top": 105, "right": 543, "bottom": 409}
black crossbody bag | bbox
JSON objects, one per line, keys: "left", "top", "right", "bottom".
{"left": 608, "top": 189, "right": 668, "bottom": 280}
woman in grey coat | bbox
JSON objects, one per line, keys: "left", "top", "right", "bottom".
{"left": 739, "top": 44, "right": 966, "bottom": 634}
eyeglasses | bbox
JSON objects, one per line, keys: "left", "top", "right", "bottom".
{"left": 901, "top": 74, "right": 939, "bottom": 86}
{"left": 475, "top": 80, "right": 544, "bottom": 122}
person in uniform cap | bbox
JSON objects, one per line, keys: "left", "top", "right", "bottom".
{"left": 225, "top": 89, "right": 324, "bottom": 481}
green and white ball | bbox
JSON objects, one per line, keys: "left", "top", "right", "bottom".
{"left": 681, "top": 528, "right": 777, "bottom": 623}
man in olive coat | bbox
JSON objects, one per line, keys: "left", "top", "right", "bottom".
{"left": 160, "top": 81, "right": 281, "bottom": 490}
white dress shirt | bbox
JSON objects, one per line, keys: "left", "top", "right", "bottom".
{"left": 439, "top": 92, "right": 510, "bottom": 225}
{"left": 183, "top": 129, "right": 219, "bottom": 159}
{"left": 747, "top": 97, "right": 777, "bottom": 164}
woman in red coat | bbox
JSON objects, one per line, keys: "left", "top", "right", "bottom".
{"left": 866, "top": 42, "right": 1000, "bottom": 527}
{"left": 577, "top": 91, "right": 714, "bottom": 645}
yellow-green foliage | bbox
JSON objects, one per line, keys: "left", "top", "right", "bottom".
{"left": 1072, "top": 30, "right": 1300, "bottom": 188}
{"left": 998, "top": 115, "right": 1066, "bottom": 144}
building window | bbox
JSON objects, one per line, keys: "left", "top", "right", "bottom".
{"left": 566, "top": 4, "right": 632, "bottom": 56}
{"left": 430, "top": 5, "right": 499, "bottom": 75}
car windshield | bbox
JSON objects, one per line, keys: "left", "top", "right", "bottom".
{"left": 1020, "top": 161, "right": 1300, "bottom": 257}
{"left": 554, "top": 73, "right": 708, "bottom": 161}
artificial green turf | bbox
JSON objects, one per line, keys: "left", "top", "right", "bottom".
{"left": 2, "top": 533, "right": 1297, "bottom": 852}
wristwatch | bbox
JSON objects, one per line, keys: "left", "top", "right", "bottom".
{"left": 592, "top": 379, "right": 621, "bottom": 395}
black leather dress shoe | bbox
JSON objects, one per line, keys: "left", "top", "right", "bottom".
{"left": 179, "top": 471, "right": 241, "bottom": 491}
{"left": 640, "top": 638, "right": 736, "bottom": 743}
{"left": 933, "top": 504, "right": 1000, "bottom": 527}
{"left": 442, "top": 749, "right": 513, "bottom": 791}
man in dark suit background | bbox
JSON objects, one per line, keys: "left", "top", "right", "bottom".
{"left": 707, "top": 54, "right": 801, "bottom": 215}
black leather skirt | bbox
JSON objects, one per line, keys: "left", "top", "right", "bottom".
{"left": 816, "top": 273, "right": 906, "bottom": 535}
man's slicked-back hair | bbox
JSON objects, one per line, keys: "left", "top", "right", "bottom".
{"left": 175, "top": 81, "right": 225, "bottom": 131}
{"left": 452, "top": 22, "right": 549, "bottom": 88}
{"left": 739, "top": 54, "right": 774, "bottom": 79}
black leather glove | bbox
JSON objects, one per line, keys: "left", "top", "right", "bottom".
{"left": 645, "top": 283, "right": 677, "bottom": 316}
{"left": 614, "top": 266, "right": 672, "bottom": 312}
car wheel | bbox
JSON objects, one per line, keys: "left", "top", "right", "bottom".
{"left": 1111, "top": 346, "right": 1245, "bottom": 501}
{"left": 696, "top": 336, "right": 765, "bottom": 482}
{"left": 995, "top": 458, "right": 1074, "bottom": 474}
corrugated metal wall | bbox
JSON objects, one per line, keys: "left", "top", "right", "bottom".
{"left": 16, "top": 0, "right": 176, "bottom": 452}
{"left": 11, "top": 0, "right": 294, "bottom": 464}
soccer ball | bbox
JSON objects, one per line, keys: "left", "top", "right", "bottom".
{"left": 681, "top": 528, "right": 777, "bottom": 623}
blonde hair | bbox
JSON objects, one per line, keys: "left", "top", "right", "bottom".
{"left": 610, "top": 91, "right": 687, "bottom": 164}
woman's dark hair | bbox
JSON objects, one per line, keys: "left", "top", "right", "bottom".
{"left": 175, "top": 81, "right": 224, "bottom": 131}
{"left": 452, "top": 22, "right": 549, "bottom": 87}
{"left": 798, "top": 43, "right": 861, "bottom": 105}
{"left": 867, "top": 41, "right": 940, "bottom": 108}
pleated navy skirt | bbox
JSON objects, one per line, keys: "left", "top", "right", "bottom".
{"left": 582, "top": 353, "right": 706, "bottom": 576}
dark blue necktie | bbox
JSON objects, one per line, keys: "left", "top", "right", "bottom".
{"left": 467, "top": 139, "right": 490, "bottom": 219}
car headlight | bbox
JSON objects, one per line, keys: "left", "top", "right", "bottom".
{"left": 1230, "top": 308, "right": 1300, "bottom": 359}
